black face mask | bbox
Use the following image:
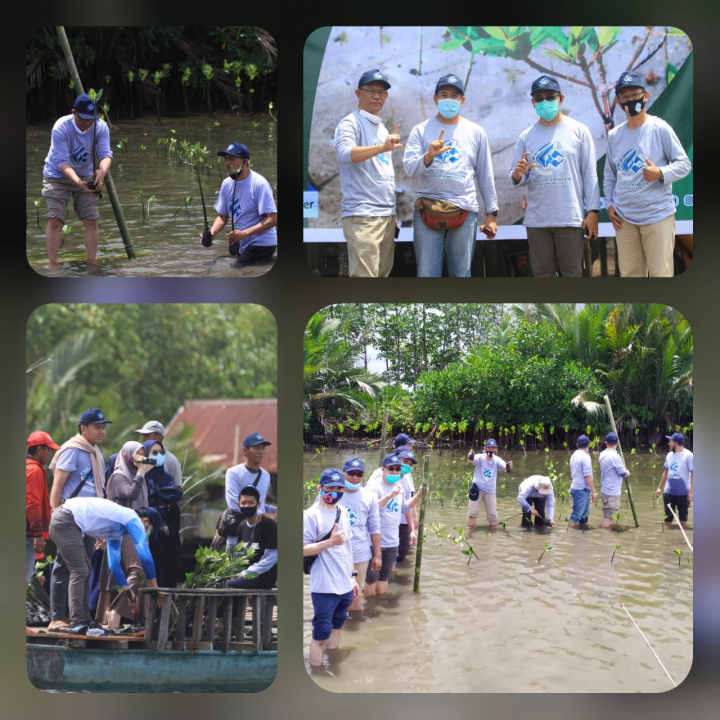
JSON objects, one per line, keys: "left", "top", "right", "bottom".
{"left": 239, "top": 506, "right": 258, "bottom": 518}
{"left": 621, "top": 96, "right": 646, "bottom": 117}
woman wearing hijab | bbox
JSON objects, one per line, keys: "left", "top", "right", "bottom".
{"left": 142, "top": 439, "right": 184, "bottom": 588}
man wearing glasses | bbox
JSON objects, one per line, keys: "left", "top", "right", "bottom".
{"left": 334, "top": 69, "right": 402, "bottom": 277}
{"left": 603, "top": 71, "right": 691, "bottom": 277}
{"left": 510, "top": 76, "right": 600, "bottom": 277}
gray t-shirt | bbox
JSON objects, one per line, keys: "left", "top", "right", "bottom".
{"left": 43, "top": 115, "right": 113, "bottom": 179}
{"left": 163, "top": 450, "right": 183, "bottom": 487}
{"left": 334, "top": 109, "right": 396, "bottom": 218}
{"left": 664, "top": 448, "right": 693, "bottom": 495}
{"left": 470, "top": 454, "right": 508, "bottom": 494}
{"left": 365, "top": 474, "right": 410, "bottom": 548}
{"left": 603, "top": 115, "right": 691, "bottom": 225}
{"left": 338, "top": 487, "right": 380, "bottom": 563}
{"left": 510, "top": 115, "right": 600, "bottom": 227}
{"left": 569, "top": 449, "right": 593, "bottom": 490}
{"left": 303, "top": 503, "right": 353, "bottom": 595}
{"left": 56, "top": 447, "right": 102, "bottom": 500}
{"left": 404, "top": 116, "right": 498, "bottom": 214}
{"left": 599, "top": 448, "right": 629, "bottom": 496}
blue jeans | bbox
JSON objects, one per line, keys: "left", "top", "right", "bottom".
{"left": 311, "top": 590, "right": 354, "bottom": 641}
{"left": 570, "top": 488, "right": 591, "bottom": 524}
{"left": 413, "top": 208, "right": 478, "bottom": 277}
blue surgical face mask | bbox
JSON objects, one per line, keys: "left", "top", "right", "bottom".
{"left": 385, "top": 474, "right": 401, "bottom": 484}
{"left": 153, "top": 452, "right": 165, "bottom": 467}
{"left": 321, "top": 490, "right": 343, "bottom": 504}
{"left": 534, "top": 99, "right": 560, "bottom": 121}
{"left": 400, "top": 464, "right": 412, "bottom": 475}
{"left": 437, "top": 98, "right": 461, "bottom": 119}
{"left": 145, "top": 529, "right": 151, "bottom": 540}
{"left": 344, "top": 479, "right": 362, "bottom": 491}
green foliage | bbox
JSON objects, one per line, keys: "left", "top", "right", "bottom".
{"left": 183, "top": 545, "right": 252, "bottom": 589}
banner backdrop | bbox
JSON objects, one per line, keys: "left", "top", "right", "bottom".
{"left": 304, "top": 26, "right": 692, "bottom": 239}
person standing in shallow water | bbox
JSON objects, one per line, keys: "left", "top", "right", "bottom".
{"left": 598, "top": 433, "right": 630, "bottom": 529}
{"left": 656, "top": 432, "right": 693, "bottom": 528}
{"left": 466, "top": 439, "right": 512, "bottom": 530}
{"left": 568, "top": 435, "right": 596, "bottom": 528}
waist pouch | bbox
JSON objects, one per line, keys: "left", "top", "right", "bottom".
{"left": 416, "top": 197, "right": 469, "bottom": 231}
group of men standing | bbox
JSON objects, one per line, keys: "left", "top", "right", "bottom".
{"left": 334, "top": 68, "right": 691, "bottom": 278}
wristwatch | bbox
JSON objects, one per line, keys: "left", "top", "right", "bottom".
{"left": 351, "top": 572, "right": 358, "bottom": 577}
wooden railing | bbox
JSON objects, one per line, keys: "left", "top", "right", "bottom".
{"left": 139, "top": 587, "right": 276, "bottom": 653}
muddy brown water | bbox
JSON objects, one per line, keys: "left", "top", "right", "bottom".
{"left": 26, "top": 115, "right": 277, "bottom": 277}
{"left": 303, "top": 448, "right": 692, "bottom": 692}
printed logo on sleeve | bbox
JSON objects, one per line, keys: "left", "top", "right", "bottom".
{"left": 72, "top": 145, "right": 90, "bottom": 164}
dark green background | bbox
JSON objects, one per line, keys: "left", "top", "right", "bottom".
{"left": 3, "top": 1, "right": 717, "bottom": 716}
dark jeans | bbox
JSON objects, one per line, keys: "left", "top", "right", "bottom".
{"left": 663, "top": 493, "right": 690, "bottom": 522}
{"left": 311, "top": 590, "right": 353, "bottom": 641}
{"left": 229, "top": 244, "right": 276, "bottom": 263}
{"left": 521, "top": 496, "right": 547, "bottom": 527}
{"left": 365, "top": 546, "right": 398, "bottom": 583}
{"left": 397, "top": 523, "right": 410, "bottom": 561}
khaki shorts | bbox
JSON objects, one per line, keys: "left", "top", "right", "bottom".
{"left": 342, "top": 215, "right": 396, "bottom": 277}
{"left": 42, "top": 176, "right": 100, "bottom": 222}
{"left": 468, "top": 491, "right": 498, "bottom": 521}
{"left": 353, "top": 560, "right": 369, "bottom": 590}
{"left": 601, "top": 492, "right": 621, "bottom": 518}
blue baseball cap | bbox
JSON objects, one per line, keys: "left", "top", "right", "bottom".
{"left": 435, "top": 73, "right": 464, "bottom": 95}
{"left": 615, "top": 71, "right": 645, "bottom": 93}
{"left": 666, "top": 432, "right": 684, "bottom": 444}
{"left": 218, "top": 142, "right": 250, "bottom": 159}
{"left": 577, "top": 435, "right": 590, "bottom": 448}
{"left": 74, "top": 94, "right": 96, "bottom": 120}
{"left": 531, "top": 75, "right": 562, "bottom": 95}
{"left": 358, "top": 69, "right": 391, "bottom": 89}
{"left": 319, "top": 468, "right": 345, "bottom": 486}
{"left": 484, "top": 439, "right": 498, "bottom": 448}
{"left": 78, "top": 408, "right": 112, "bottom": 425}
{"left": 397, "top": 449, "right": 417, "bottom": 464}
{"left": 394, "top": 433, "right": 416, "bottom": 447}
{"left": 243, "top": 432, "right": 271, "bottom": 448}
{"left": 605, "top": 432, "right": 619, "bottom": 444}
{"left": 382, "top": 453, "right": 402, "bottom": 467}
{"left": 342, "top": 457, "right": 365, "bottom": 472}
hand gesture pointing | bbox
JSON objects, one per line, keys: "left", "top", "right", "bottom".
{"left": 383, "top": 124, "right": 403, "bottom": 153}
{"left": 428, "top": 129, "right": 452, "bottom": 160}
{"left": 642, "top": 158, "right": 662, "bottom": 182}
{"left": 513, "top": 151, "right": 536, "bottom": 182}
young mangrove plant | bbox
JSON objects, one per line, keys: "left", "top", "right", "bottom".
{"left": 673, "top": 549, "right": 690, "bottom": 567}
{"left": 611, "top": 544, "right": 621, "bottom": 564}
{"left": 34, "top": 199, "right": 42, "bottom": 229}
{"left": 537, "top": 541, "right": 554, "bottom": 564}
{"left": 134, "top": 190, "right": 146, "bottom": 222}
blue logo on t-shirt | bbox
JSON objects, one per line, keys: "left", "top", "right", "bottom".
{"left": 80, "top": 464, "right": 94, "bottom": 483}
{"left": 347, "top": 506, "right": 359, "bottom": 526}
{"left": 374, "top": 140, "right": 390, "bottom": 166}
{"left": 669, "top": 461, "right": 679, "bottom": 473}
{"left": 534, "top": 142, "right": 565, "bottom": 170}
{"left": 386, "top": 498, "right": 400, "bottom": 513}
{"left": 482, "top": 468, "right": 493, "bottom": 479}
{"left": 618, "top": 146, "right": 646, "bottom": 177}
{"left": 230, "top": 196, "right": 244, "bottom": 220}
{"left": 72, "top": 145, "right": 90, "bottom": 164}
{"left": 437, "top": 139, "right": 462, "bottom": 164}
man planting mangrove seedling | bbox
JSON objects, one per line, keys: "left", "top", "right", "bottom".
{"left": 568, "top": 435, "right": 596, "bottom": 528}
{"left": 656, "top": 432, "right": 693, "bottom": 528}
{"left": 42, "top": 94, "right": 112, "bottom": 265}
{"left": 303, "top": 468, "right": 359, "bottom": 666}
{"left": 201, "top": 143, "right": 277, "bottom": 266}
{"left": 517, "top": 475, "right": 556, "bottom": 528}
{"left": 338, "top": 458, "right": 381, "bottom": 611}
{"left": 364, "top": 454, "right": 423, "bottom": 596}
{"left": 467, "top": 439, "right": 513, "bottom": 530}
{"left": 225, "top": 485, "right": 277, "bottom": 589}
{"left": 48, "top": 498, "right": 161, "bottom": 635}
{"left": 47, "top": 408, "right": 110, "bottom": 631}
{"left": 598, "top": 433, "right": 630, "bottom": 529}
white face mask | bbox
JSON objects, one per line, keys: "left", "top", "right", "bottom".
{"left": 358, "top": 109, "right": 382, "bottom": 124}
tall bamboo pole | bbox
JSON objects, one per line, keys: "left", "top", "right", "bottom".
{"left": 55, "top": 27, "right": 136, "bottom": 259}
{"left": 413, "top": 455, "right": 430, "bottom": 593}
{"left": 378, "top": 411, "right": 389, "bottom": 467}
{"left": 604, "top": 395, "right": 639, "bottom": 527}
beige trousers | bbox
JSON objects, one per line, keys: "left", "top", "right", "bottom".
{"left": 616, "top": 214, "right": 676, "bottom": 277}
{"left": 342, "top": 215, "right": 396, "bottom": 277}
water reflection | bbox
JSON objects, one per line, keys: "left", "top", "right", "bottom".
{"left": 303, "top": 449, "right": 692, "bottom": 692}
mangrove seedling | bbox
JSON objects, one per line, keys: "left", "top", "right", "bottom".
{"left": 537, "top": 541, "right": 554, "bottom": 564}
{"left": 673, "top": 549, "right": 689, "bottom": 567}
{"left": 461, "top": 544, "right": 478, "bottom": 565}
{"left": 146, "top": 194, "right": 156, "bottom": 219}
{"left": 59, "top": 224, "right": 71, "bottom": 247}
{"left": 611, "top": 544, "right": 621, "bottom": 564}
{"left": 612, "top": 512, "right": 621, "bottom": 532}
{"left": 134, "top": 190, "right": 146, "bottom": 222}
{"left": 34, "top": 199, "right": 42, "bottom": 229}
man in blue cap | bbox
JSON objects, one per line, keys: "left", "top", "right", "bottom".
{"left": 42, "top": 94, "right": 113, "bottom": 264}
{"left": 334, "top": 69, "right": 402, "bottom": 277}
{"left": 404, "top": 74, "right": 498, "bottom": 277}
{"left": 467, "top": 439, "right": 512, "bottom": 529}
{"left": 656, "top": 432, "right": 693, "bottom": 528}
{"left": 604, "top": 71, "right": 691, "bottom": 277}
{"left": 202, "top": 142, "right": 277, "bottom": 266}
{"left": 510, "top": 75, "right": 600, "bottom": 277}
{"left": 598, "top": 432, "right": 630, "bottom": 529}
{"left": 303, "top": 468, "right": 359, "bottom": 666}
{"left": 568, "top": 435, "right": 596, "bottom": 527}
{"left": 47, "top": 408, "right": 112, "bottom": 630}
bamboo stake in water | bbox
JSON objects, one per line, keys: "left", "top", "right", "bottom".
{"left": 604, "top": 395, "right": 639, "bottom": 527}
{"left": 378, "top": 410, "right": 389, "bottom": 468}
{"left": 620, "top": 602, "right": 676, "bottom": 688}
{"left": 665, "top": 504, "right": 693, "bottom": 552}
{"left": 56, "top": 26, "right": 136, "bottom": 260}
{"left": 413, "top": 455, "right": 429, "bottom": 594}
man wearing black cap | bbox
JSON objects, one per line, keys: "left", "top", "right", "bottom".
{"left": 656, "top": 432, "right": 693, "bottom": 528}
{"left": 225, "top": 433, "right": 273, "bottom": 520}
{"left": 510, "top": 75, "right": 600, "bottom": 278}
{"left": 604, "top": 71, "right": 691, "bottom": 277}
{"left": 42, "top": 94, "right": 113, "bottom": 264}
{"left": 334, "top": 69, "right": 402, "bottom": 277}
{"left": 47, "top": 408, "right": 111, "bottom": 630}
{"left": 404, "top": 74, "right": 498, "bottom": 277}
{"left": 202, "top": 142, "right": 277, "bottom": 266}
